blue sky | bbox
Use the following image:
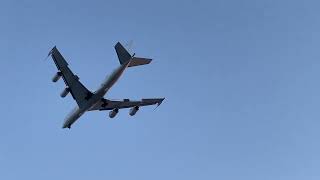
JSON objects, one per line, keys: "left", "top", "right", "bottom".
{"left": 1, "top": 0, "right": 320, "bottom": 179}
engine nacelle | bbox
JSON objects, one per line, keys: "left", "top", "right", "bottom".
{"left": 129, "top": 106, "right": 139, "bottom": 116}
{"left": 109, "top": 108, "right": 119, "bottom": 118}
{"left": 52, "top": 72, "right": 62, "bottom": 82}
{"left": 60, "top": 87, "right": 70, "bottom": 98}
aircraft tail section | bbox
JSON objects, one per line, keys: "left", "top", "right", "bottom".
{"left": 115, "top": 42, "right": 131, "bottom": 64}
{"left": 114, "top": 42, "right": 152, "bottom": 67}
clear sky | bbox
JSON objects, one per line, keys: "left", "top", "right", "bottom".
{"left": 1, "top": 0, "right": 320, "bottom": 179}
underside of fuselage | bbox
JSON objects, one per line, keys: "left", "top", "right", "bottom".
{"left": 63, "top": 61, "right": 130, "bottom": 128}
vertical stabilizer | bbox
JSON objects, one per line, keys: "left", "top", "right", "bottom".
{"left": 115, "top": 42, "right": 131, "bottom": 64}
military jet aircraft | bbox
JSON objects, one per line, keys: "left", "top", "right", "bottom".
{"left": 47, "top": 42, "right": 164, "bottom": 129}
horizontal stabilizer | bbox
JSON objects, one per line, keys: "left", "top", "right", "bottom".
{"left": 128, "top": 57, "right": 152, "bottom": 67}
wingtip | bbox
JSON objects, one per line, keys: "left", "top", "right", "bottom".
{"left": 47, "top": 45, "right": 56, "bottom": 57}
{"left": 115, "top": 41, "right": 121, "bottom": 47}
{"left": 52, "top": 45, "right": 57, "bottom": 51}
{"left": 156, "top": 98, "right": 165, "bottom": 108}
{"left": 160, "top": 97, "right": 165, "bottom": 103}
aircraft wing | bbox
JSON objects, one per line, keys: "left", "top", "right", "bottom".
{"left": 48, "top": 46, "right": 93, "bottom": 108}
{"left": 89, "top": 98, "right": 165, "bottom": 111}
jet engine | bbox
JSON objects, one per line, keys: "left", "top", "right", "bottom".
{"left": 129, "top": 106, "right": 139, "bottom": 116}
{"left": 109, "top": 108, "right": 119, "bottom": 118}
{"left": 52, "top": 72, "right": 62, "bottom": 82}
{"left": 60, "top": 87, "right": 70, "bottom": 98}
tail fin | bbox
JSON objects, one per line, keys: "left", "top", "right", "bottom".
{"left": 114, "top": 42, "right": 152, "bottom": 67}
{"left": 115, "top": 42, "right": 132, "bottom": 64}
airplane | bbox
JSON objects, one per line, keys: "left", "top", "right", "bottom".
{"left": 47, "top": 42, "right": 164, "bottom": 129}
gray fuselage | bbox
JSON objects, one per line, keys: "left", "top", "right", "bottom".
{"left": 62, "top": 61, "right": 130, "bottom": 128}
